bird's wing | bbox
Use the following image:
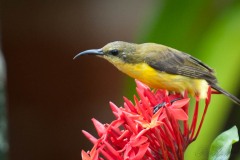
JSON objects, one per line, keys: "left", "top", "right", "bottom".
{"left": 145, "top": 48, "right": 217, "bottom": 84}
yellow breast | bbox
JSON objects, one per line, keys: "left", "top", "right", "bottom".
{"left": 104, "top": 57, "right": 208, "bottom": 99}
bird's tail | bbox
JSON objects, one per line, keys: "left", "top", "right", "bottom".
{"left": 211, "top": 84, "right": 240, "bottom": 105}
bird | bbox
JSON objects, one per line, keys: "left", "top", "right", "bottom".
{"left": 74, "top": 41, "right": 240, "bottom": 105}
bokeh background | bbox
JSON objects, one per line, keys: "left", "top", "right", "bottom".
{"left": 1, "top": 0, "right": 240, "bottom": 160}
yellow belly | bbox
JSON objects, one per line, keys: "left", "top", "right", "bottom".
{"left": 107, "top": 59, "right": 209, "bottom": 99}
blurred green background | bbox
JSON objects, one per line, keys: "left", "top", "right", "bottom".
{"left": 1, "top": 0, "right": 240, "bottom": 160}
{"left": 136, "top": 1, "right": 240, "bottom": 159}
{"left": 0, "top": 51, "right": 7, "bottom": 160}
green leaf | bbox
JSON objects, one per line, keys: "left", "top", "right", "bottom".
{"left": 208, "top": 126, "right": 239, "bottom": 160}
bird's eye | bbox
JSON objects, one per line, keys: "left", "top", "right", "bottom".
{"left": 110, "top": 49, "right": 119, "bottom": 56}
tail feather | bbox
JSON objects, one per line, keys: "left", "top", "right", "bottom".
{"left": 211, "top": 84, "right": 240, "bottom": 105}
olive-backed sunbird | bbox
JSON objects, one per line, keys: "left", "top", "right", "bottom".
{"left": 74, "top": 41, "right": 240, "bottom": 105}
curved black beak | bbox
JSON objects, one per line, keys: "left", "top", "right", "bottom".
{"left": 73, "top": 49, "right": 103, "bottom": 60}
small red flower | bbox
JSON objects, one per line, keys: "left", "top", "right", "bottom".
{"left": 82, "top": 80, "right": 212, "bottom": 160}
{"left": 81, "top": 144, "right": 99, "bottom": 160}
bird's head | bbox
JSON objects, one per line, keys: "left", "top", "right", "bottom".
{"left": 74, "top": 41, "right": 143, "bottom": 65}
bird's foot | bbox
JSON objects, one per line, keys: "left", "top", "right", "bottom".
{"left": 153, "top": 98, "right": 182, "bottom": 114}
{"left": 153, "top": 102, "right": 166, "bottom": 114}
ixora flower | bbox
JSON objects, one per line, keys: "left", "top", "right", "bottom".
{"left": 82, "top": 80, "right": 212, "bottom": 160}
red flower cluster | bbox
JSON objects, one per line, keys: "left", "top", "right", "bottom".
{"left": 82, "top": 80, "right": 212, "bottom": 160}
